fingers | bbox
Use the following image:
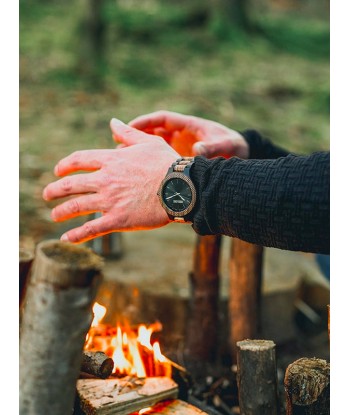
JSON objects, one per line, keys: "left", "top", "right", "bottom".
{"left": 43, "top": 171, "right": 100, "bottom": 201}
{"left": 129, "top": 110, "right": 189, "bottom": 132}
{"left": 110, "top": 118, "right": 158, "bottom": 146}
{"left": 60, "top": 215, "right": 114, "bottom": 244}
{"left": 50, "top": 194, "right": 101, "bottom": 222}
{"left": 53, "top": 149, "right": 113, "bottom": 177}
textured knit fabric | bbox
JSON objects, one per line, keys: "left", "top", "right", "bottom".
{"left": 190, "top": 130, "right": 330, "bottom": 254}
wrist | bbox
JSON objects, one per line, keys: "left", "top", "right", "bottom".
{"left": 157, "top": 157, "right": 197, "bottom": 223}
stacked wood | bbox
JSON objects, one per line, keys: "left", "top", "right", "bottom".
{"left": 229, "top": 239, "right": 263, "bottom": 362}
{"left": 284, "top": 357, "right": 330, "bottom": 415}
{"left": 186, "top": 235, "right": 222, "bottom": 362}
{"left": 236, "top": 339, "right": 279, "bottom": 415}
{"left": 19, "top": 240, "right": 104, "bottom": 415}
{"left": 76, "top": 376, "right": 179, "bottom": 415}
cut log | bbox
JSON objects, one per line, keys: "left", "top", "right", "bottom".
{"left": 19, "top": 240, "right": 104, "bottom": 415}
{"left": 284, "top": 357, "right": 330, "bottom": 415}
{"left": 229, "top": 239, "right": 263, "bottom": 362}
{"left": 236, "top": 339, "right": 279, "bottom": 415}
{"left": 185, "top": 235, "right": 222, "bottom": 362}
{"left": 81, "top": 351, "right": 114, "bottom": 379}
{"left": 76, "top": 376, "right": 179, "bottom": 415}
{"left": 19, "top": 248, "right": 34, "bottom": 308}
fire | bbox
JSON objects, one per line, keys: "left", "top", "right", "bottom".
{"left": 85, "top": 302, "right": 172, "bottom": 379}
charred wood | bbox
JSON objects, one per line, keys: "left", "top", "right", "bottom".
{"left": 186, "top": 235, "right": 222, "bottom": 362}
{"left": 229, "top": 239, "right": 263, "bottom": 363}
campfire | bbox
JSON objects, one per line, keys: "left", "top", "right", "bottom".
{"left": 84, "top": 302, "right": 172, "bottom": 379}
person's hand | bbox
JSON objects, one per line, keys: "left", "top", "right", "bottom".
{"left": 129, "top": 110, "right": 249, "bottom": 159}
{"left": 42, "top": 119, "right": 180, "bottom": 244}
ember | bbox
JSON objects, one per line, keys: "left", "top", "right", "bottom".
{"left": 84, "top": 302, "right": 172, "bottom": 379}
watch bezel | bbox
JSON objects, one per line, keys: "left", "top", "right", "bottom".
{"left": 158, "top": 172, "right": 197, "bottom": 218}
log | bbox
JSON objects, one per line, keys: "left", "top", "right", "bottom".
{"left": 19, "top": 248, "right": 34, "bottom": 308}
{"left": 284, "top": 357, "right": 330, "bottom": 415}
{"left": 236, "top": 339, "right": 279, "bottom": 415}
{"left": 229, "top": 239, "right": 263, "bottom": 362}
{"left": 185, "top": 235, "right": 222, "bottom": 362}
{"left": 81, "top": 351, "right": 114, "bottom": 379}
{"left": 76, "top": 376, "right": 179, "bottom": 415}
{"left": 19, "top": 240, "right": 104, "bottom": 415}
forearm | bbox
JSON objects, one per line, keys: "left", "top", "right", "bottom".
{"left": 191, "top": 152, "right": 330, "bottom": 254}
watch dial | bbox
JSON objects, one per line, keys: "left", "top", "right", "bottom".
{"left": 162, "top": 178, "right": 193, "bottom": 212}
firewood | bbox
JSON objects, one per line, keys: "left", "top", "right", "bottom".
{"left": 236, "top": 339, "right": 278, "bottom": 415}
{"left": 19, "top": 240, "right": 103, "bottom": 415}
{"left": 76, "top": 376, "right": 179, "bottom": 415}
{"left": 284, "top": 357, "right": 330, "bottom": 415}
{"left": 229, "top": 239, "right": 263, "bottom": 363}
{"left": 186, "top": 235, "right": 222, "bottom": 362}
{"left": 81, "top": 351, "right": 114, "bottom": 379}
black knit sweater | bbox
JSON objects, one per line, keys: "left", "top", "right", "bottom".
{"left": 190, "top": 130, "right": 330, "bottom": 254}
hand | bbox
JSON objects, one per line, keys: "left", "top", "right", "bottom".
{"left": 129, "top": 110, "right": 249, "bottom": 159}
{"left": 42, "top": 119, "right": 180, "bottom": 244}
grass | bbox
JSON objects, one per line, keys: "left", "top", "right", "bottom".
{"left": 19, "top": 0, "right": 330, "bottom": 240}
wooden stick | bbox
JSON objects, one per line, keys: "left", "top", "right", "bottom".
{"left": 229, "top": 239, "right": 263, "bottom": 363}
{"left": 19, "top": 240, "right": 103, "bottom": 415}
{"left": 19, "top": 248, "right": 34, "bottom": 309}
{"left": 237, "top": 339, "right": 279, "bottom": 415}
{"left": 186, "top": 235, "right": 222, "bottom": 362}
{"left": 81, "top": 351, "right": 114, "bottom": 379}
{"left": 284, "top": 357, "right": 330, "bottom": 415}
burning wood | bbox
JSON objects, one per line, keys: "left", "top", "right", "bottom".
{"left": 76, "top": 376, "right": 178, "bottom": 415}
{"left": 84, "top": 302, "right": 172, "bottom": 379}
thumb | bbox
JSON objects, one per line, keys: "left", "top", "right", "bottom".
{"left": 192, "top": 140, "right": 234, "bottom": 158}
{"left": 110, "top": 118, "right": 153, "bottom": 146}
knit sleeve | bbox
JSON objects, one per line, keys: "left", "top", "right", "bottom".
{"left": 190, "top": 152, "right": 330, "bottom": 254}
{"left": 241, "top": 129, "right": 291, "bottom": 159}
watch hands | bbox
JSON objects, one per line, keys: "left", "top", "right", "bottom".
{"left": 166, "top": 192, "right": 181, "bottom": 200}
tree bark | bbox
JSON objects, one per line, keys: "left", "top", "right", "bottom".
{"left": 237, "top": 339, "right": 279, "bottom": 415}
{"left": 185, "top": 235, "right": 222, "bottom": 362}
{"left": 284, "top": 357, "right": 330, "bottom": 415}
{"left": 19, "top": 240, "right": 103, "bottom": 415}
{"left": 229, "top": 239, "right": 263, "bottom": 363}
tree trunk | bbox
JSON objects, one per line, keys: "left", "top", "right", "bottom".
{"left": 284, "top": 357, "right": 330, "bottom": 415}
{"left": 19, "top": 240, "right": 103, "bottom": 415}
{"left": 185, "top": 235, "right": 222, "bottom": 362}
{"left": 77, "top": 0, "right": 106, "bottom": 86}
{"left": 229, "top": 239, "right": 263, "bottom": 363}
{"left": 237, "top": 339, "right": 279, "bottom": 415}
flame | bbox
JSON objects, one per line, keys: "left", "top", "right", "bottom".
{"left": 91, "top": 302, "right": 107, "bottom": 327}
{"left": 139, "top": 408, "right": 152, "bottom": 414}
{"left": 85, "top": 303, "right": 171, "bottom": 379}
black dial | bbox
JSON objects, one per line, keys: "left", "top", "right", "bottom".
{"left": 162, "top": 178, "right": 193, "bottom": 212}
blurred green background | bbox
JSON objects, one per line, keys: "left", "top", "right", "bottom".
{"left": 19, "top": 0, "right": 330, "bottom": 243}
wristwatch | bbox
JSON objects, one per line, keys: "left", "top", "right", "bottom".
{"left": 157, "top": 157, "right": 197, "bottom": 223}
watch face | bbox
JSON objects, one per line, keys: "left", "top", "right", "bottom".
{"left": 162, "top": 177, "right": 193, "bottom": 212}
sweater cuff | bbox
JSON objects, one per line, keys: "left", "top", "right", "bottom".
{"left": 241, "top": 129, "right": 290, "bottom": 159}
